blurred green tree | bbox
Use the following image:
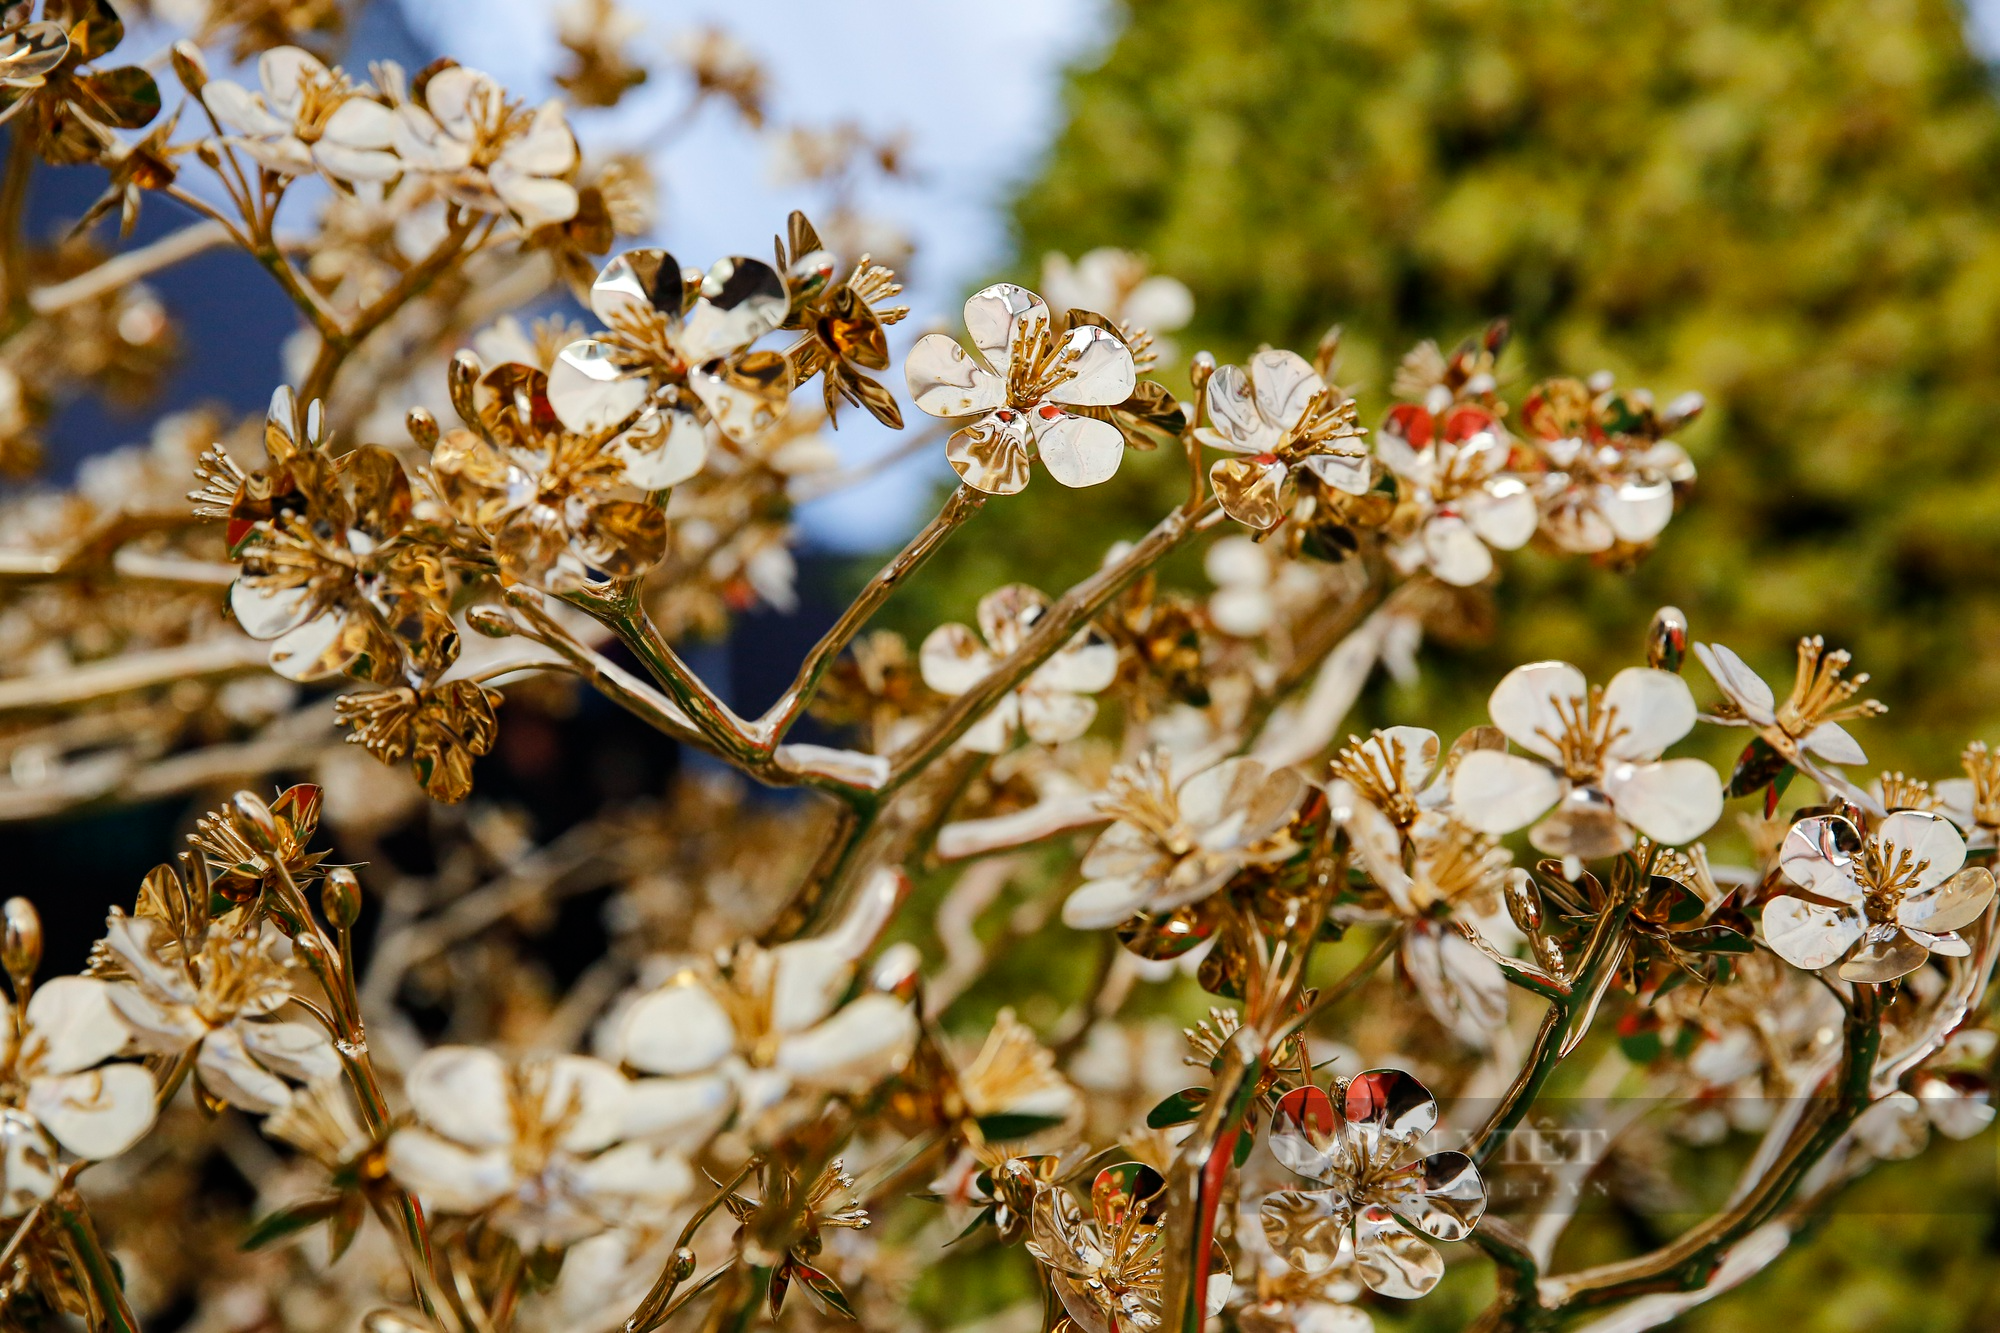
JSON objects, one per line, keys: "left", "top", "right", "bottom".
{"left": 937, "top": 0, "right": 2000, "bottom": 781}
{"left": 921, "top": 1, "right": 2000, "bottom": 1326}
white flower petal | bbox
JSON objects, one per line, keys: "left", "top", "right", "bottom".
{"left": 1693, "top": 642, "right": 1775, "bottom": 724}
{"left": 1200, "top": 363, "right": 1279, "bottom": 454}
{"left": 1062, "top": 876, "right": 1152, "bottom": 929}
{"left": 962, "top": 283, "right": 1047, "bottom": 374}
{"left": 919, "top": 622, "right": 995, "bottom": 697}
{"left": 1419, "top": 514, "right": 1493, "bottom": 587}
{"left": 0, "top": 1110, "right": 57, "bottom": 1217}
{"left": 1602, "top": 759, "right": 1722, "bottom": 845}
{"left": 1874, "top": 810, "right": 1966, "bottom": 893}
{"left": 1802, "top": 720, "right": 1867, "bottom": 766}
{"left": 619, "top": 979, "right": 737, "bottom": 1076}
{"left": 769, "top": 939, "right": 856, "bottom": 1035}
{"left": 1600, "top": 667, "right": 1696, "bottom": 760}
{"left": 1248, "top": 349, "right": 1323, "bottom": 436}
{"left": 1603, "top": 480, "right": 1674, "bottom": 543}
{"left": 1486, "top": 662, "right": 1588, "bottom": 762}
{"left": 773, "top": 995, "right": 915, "bottom": 1092}
{"left": 571, "top": 1140, "right": 692, "bottom": 1210}
{"left": 1018, "top": 684, "right": 1098, "bottom": 745}
{"left": 403, "top": 1045, "right": 513, "bottom": 1148}
{"left": 230, "top": 579, "right": 311, "bottom": 641}
{"left": 548, "top": 339, "right": 648, "bottom": 435}
{"left": 386, "top": 1127, "right": 514, "bottom": 1213}
{"left": 1043, "top": 325, "right": 1135, "bottom": 408}
{"left": 1031, "top": 410, "right": 1125, "bottom": 488}
{"left": 1450, "top": 750, "right": 1564, "bottom": 835}
{"left": 238, "top": 1020, "right": 340, "bottom": 1084}
{"left": 25, "top": 977, "right": 130, "bottom": 1077}
{"left": 202, "top": 80, "right": 288, "bottom": 138}
{"left": 1899, "top": 867, "right": 1994, "bottom": 934}
{"left": 545, "top": 1056, "right": 630, "bottom": 1153}
{"left": 621, "top": 1074, "right": 734, "bottom": 1151}
{"left": 503, "top": 100, "right": 578, "bottom": 174}
{"left": 1779, "top": 818, "right": 1867, "bottom": 904}
{"left": 256, "top": 46, "right": 327, "bottom": 119}
{"left": 492, "top": 167, "right": 579, "bottom": 230}
{"left": 1761, "top": 896, "right": 1863, "bottom": 971}
{"left": 194, "top": 1026, "right": 295, "bottom": 1114}
{"left": 26, "top": 1066, "right": 155, "bottom": 1160}
{"left": 1463, "top": 480, "right": 1538, "bottom": 550}
{"left": 613, "top": 408, "right": 708, "bottom": 490}
{"left": 905, "top": 334, "right": 1007, "bottom": 418}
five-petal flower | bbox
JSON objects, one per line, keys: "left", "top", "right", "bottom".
{"left": 1765, "top": 809, "right": 1995, "bottom": 982}
{"left": 1196, "top": 349, "right": 1369, "bottom": 530}
{"left": 1064, "top": 751, "right": 1305, "bottom": 929}
{"left": 1259, "top": 1071, "right": 1485, "bottom": 1300}
{"left": 1451, "top": 662, "right": 1723, "bottom": 860}
{"left": 906, "top": 283, "right": 1137, "bottom": 494}
{"left": 0, "top": 976, "right": 156, "bottom": 1217}
{"left": 919, "top": 584, "right": 1119, "bottom": 754}
{"left": 201, "top": 46, "right": 399, "bottom": 182}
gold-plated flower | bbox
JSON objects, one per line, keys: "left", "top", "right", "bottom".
{"left": 1196, "top": 349, "right": 1368, "bottom": 530}
{"left": 98, "top": 908, "right": 336, "bottom": 1114}
{"left": 8, "top": 0, "right": 160, "bottom": 168}
{"left": 778, "top": 210, "right": 908, "bottom": 428}
{"left": 229, "top": 397, "right": 456, "bottom": 685}
{"left": 333, "top": 680, "right": 501, "bottom": 803}
{"left": 1518, "top": 374, "right": 1699, "bottom": 557}
{"left": 1696, "top": 636, "right": 1884, "bottom": 807}
{"left": 725, "top": 1161, "right": 870, "bottom": 1318}
{"left": 200, "top": 46, "right": 398, "bottom": 181}
{"left": 0, "top": 974, "right": 157, "bottom": 1217}
{"left": 1938, "top": 741, "right": 2000, "bottom": 847}
{"left": 1767, "top": 808, "right": 1995, "bottom": 982}
{"left": 1375, "top": 396, "right": 1535, "bottom": 587}
{"left": 1451, "top": 661, "right": 1723, "bottom": 860}
{"left": 956, "top": 1008, "right": 1081, "bottom": 1143}
{"left": 388, "top": 59, "right": 579, "bottom": 229}
{"left": 544, "top": 245, "right": 796, "bottom": 481}
{"left": 1259, "top": 1071, "right": 1485, "bottom": 1300}
{"left": 554, "top": 0, "right": 650, "bottom": 109}
{"left": 906, "top": 283, "right": 1137, "bottom": 494}
{"left": 1041, "top": 248, "right": 1194, "bottom": 369}
{"left": 1027, "top": 1161, "right": 1231, "bottom": 1333}
{"left": 431, "top": 352, "right": 669, "bottom": 591}
{"left": 919, "top": 584, "right": 1118, "bottom": 754}
{"left": 190, "top": 783, "right": 327, "bottom": 903}
{"left": 1064, "top": 751, "right": 1305, "bottom": 930}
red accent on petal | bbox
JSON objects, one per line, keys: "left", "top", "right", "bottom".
{"left": 994, "top": 409, "right": 1015, "bottom": 422}
{"left": 1442, "top": 405, "right": 1496, "bottom": 442}
{"left": 1386, "top": 403, "right": 1433, "bottom": 447}
{"left": 1253, "top": 452, "right": 1280, "bottom": 467}
{"left": 226, "top": 517, "right": 255, "bottom": 551}
{"left": 1037, "top": 403, "right": 1061, "bottom": 420}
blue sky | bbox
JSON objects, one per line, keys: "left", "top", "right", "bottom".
{"left": 399, "top": 0, "right": 1118, "bottom": 550}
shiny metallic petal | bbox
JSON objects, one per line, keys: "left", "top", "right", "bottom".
{"left": 945, "top": 415, "right": 1033, "bottom": 495}
{"left": 1760, "top": 895, "right": 1863, "bottom": 972}
{"left": 1353, "top": 1204, "right": 1444, "bottom": 1299}
{"left": 1033, "top": 410, "right": 1126, "bottom": 489}
{"left": 1209, "top": 455, "right": 1289, "bottom": 530}
{"left": 906, "top": 334, "right": 1007, "bottom": 418}
{"left": 1260, "top": 1188, "right": 1352, "bottom": 1275}
{"left": 548, "top": 339, "right": 649, "bottom": 435}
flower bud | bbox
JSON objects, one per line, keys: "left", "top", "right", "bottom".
{"left": 466, "top": 606, "right": 516, "bottom": 638}
{"left": 869, "top": 941, "right": 923, "bottom": 999}
{"left": 233, "top": 790, "right": 281, "bottom": 850}
{"left": 406, "top": 406, "right": 439, "bottom": 451}
{"left": 1647, "top": 606, "right": 1688, "bottom": 673}
{"left": 1533, "top": 932, "right": 1566, "bottom": 980}
{"left": 2, "top": 899, "right": 41, "bottom": 986}
{"left": 322, "top": 867, "right": 362, "bottom": 931}
{"left": 1503, "top": 869, "right": 1541, "bottom": 934}
{"left": 1188, "top": 350, "right": 1215, "bottom": 397}
{"left": 170, "top": 40, "right": 208, "bottom": 96}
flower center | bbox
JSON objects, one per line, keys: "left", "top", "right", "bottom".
{"left": 1772, "top": 635, "right": 1883, "bottom": 741}
{"left": 1005, "top": 316, "right": 1084, "bottom": 406}
{"left": 1534, "top": 686, "right": 1626, "bottom": 782}
{"left": 1859, "top": 837, "right": 1931, "bottom": 920}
